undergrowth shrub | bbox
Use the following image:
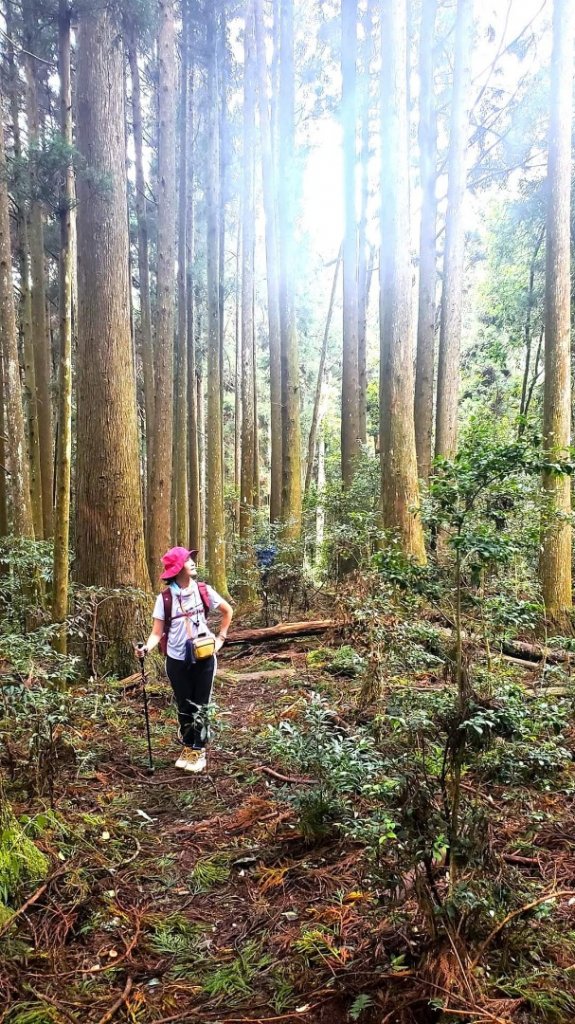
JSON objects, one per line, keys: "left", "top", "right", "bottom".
{"left": 266, "top": 693, "right": 386, "bottom": 840}
{"left": 0, "top": 805, "right": 49, "bottom": 909}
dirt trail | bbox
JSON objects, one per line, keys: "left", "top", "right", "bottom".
{"left": 1, "top": 654, "right": 370, "bottom": 1024}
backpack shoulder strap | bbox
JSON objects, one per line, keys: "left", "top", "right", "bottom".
{"left": 162, "top": 588, "right": 172, "bottom": 637}
{"left": 197, "top": 581, "right": 210, "bottom": 616}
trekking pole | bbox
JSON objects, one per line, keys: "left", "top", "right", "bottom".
{"left": 137, "top": 655, "right": 155, "bottom": 775}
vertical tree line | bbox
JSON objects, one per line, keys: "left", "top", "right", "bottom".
{"left": 0, "top": 0, "right": 572, "bottom": 674}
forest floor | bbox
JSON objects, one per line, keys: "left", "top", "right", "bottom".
{"left": 2, "top": 629, "right": 575, "bottom": 1024}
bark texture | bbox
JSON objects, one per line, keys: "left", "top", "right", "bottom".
{"left": 6, "top": 14, "right": 43, "bottom": 535}
{"left": 23, "top": 2, "right": 53, "bottom": 537}
{"left": 186, "top": 60, "right": 201, "bottom": 553}
{"left": 278, "top": 0, "right": 302, "bottom": 538}
{"left": 128, "top": 42, "right": 155, "bottom": 499}
{"left": 434, "top": 0, "right": 473, "bottom": 460}
{"left": 341, "top": 0, "right": 360, "bottom": 485}
{"left": 254, "top": 0, "right": 283, "bottom": 523}
{"left": 0, "top": 347, "right": 7, "bottom": 537}
{"left": 357, "top": 0, "right": 375, "bottom": 447}
{"left": 240, "top": 6, "right": 257, "bottom": 542}
{"left": 540, "top": 0, "right": 573, "bottom": 624}
{"left": 414, "top": 0, "right": 438, "bottom": 483}
{"left": 52, "top": 0, "right": 74, "bottom": 652}
{"left": 206, "top": 4, "right": 228, "bottom": 592}
{"left": 148, "top": 0, "right": 177, "bottom": 584}
{"left": 239, "top": 5, "right": 258, "bottom": 603}
{"left": 75, "top": 5, "right": 150, "bottom": 671}
{"left": 379, "top": 0, "right": 425, "bottom": 563}
{"left": 0, "top": 92, "right": 34, "bottom": 538}
{"left": 175, "top": 12, "right": 189, "bottom": 546}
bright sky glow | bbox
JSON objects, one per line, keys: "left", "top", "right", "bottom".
{"left": 298, "top": 0, "right": 551, "bottom": 266}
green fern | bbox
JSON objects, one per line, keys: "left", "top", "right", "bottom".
{"left": 5, "top": 1005, "right": 58, "bottom": 1024}
{"left": 270, "top": 972, "right": 296, "bottom": 1013}
{"left": 499, "top": 973, "right": 575, "bottom": 1022}
{"left": 190, "top": 855, "right": 230, "bottom": 894}
{"left": 147, "top": 914, "right": 205, "bottom": 980}
{"left": 148, "top": 914, "right": 198, "bottom": 955}
{"left": 349, "top": 993, "right": 374, "bottom": 1020}
{"left": 293, "top": 927, "right": 338, "bottom": 966}
{"left": 202, "top": 941, "right": 271, "bottom": 1001}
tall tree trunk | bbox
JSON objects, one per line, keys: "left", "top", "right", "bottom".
{"left": 278, "top": 0, "right": 302, "bottom": 539}
{"left": 206, "top": 3, "right": 227, "bottom": 593}
{"left": 254, "top": 0, "right": 282, "bottom": 523}
{"left": 52, "top": 0, "right": 74, "bottom": 653}
{"left": 6, "top": 11, "right": 43, "bottom": 536}
{"left": 357, "top": 0, "right": 375, "bottom": 448}
{"left": 197, "top": 366, "right": 206, "bottom": 564}
{"left": 253, "top": 297, "right": 260, "bottom": 510}
{"left": 218, "top": 9, "right": 228, "bottom": 489}
{"left": 23, "top": 3, "right": 53, "bottom": 537}
{"left": 271, "top": 0, "right": 280, "bottom": 169}
{"left": 359, "top": 245, "right": 375, "bottom": 442}
{"left": 239, "top": 4, "right": 257, "bottom": 602}
{"left": 234, "top": 219, "right": 242, "bottom": 528}
{"left": 540, "top": 0, "right": 573, "bottom": 626}
{"left": 304, "top": 247, "right": 341, "bottom": 498}
{"left": 379, "top": 0, "right": 425, "bottom": 563}
{"left": 147, "top": 0, "right": 177, "bottom": 584}
{"left": 434, "top": 0, "right": 473, "bottom": 460}
{"left": 341, "top": 0, "right": 360, "bottom": 486}
{"left": 0, "top": 348, "right": 7, "bottom": 537}
{"left": 174, "top": 10, "right": 189, "bottom": 546}
{"left": 414, "top": 0, "right": 438, "bottom": 483}
{"left": 128, "top": 41, "right": 155, "bottom": 505}
{"left": 75, "top": 3, "right": 150, "bottom": 674}
{"left": 0, "top": 90, "right": 34, "bottom": 539}
{"left": 187, "top": 58, "right": 201, "bottom": 553}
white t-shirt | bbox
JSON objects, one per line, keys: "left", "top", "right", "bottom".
{"left": 152, "top": 581, "right": 223, "bottom": 661}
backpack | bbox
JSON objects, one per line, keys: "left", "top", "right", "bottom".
{"left": 159, "top": 581, "right": 210, "bottom": 656}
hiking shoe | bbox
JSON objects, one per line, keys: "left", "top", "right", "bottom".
{"left": 175, "top": 746, "right": 195, "bottom": 769}
{"left": 184, "top": 749, "right": 207, "bottom": 774}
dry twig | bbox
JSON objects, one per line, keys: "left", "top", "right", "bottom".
{"left": 0, "top": 869, "right": 66, "bottom": 941}
{"left": 255, "top": 765, "right": 315, "bottom": 785}
{"left": 95, "top": 976, "right": 133, "bottom": 1024}
{"left": 470, "top": 889, "right": 575, "bottom": 970}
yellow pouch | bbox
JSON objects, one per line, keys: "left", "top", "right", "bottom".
{"left": 193, "top": 634, "right": 216, "bottom": 660}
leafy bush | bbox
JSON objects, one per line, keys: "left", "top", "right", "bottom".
{"left": 477, "top": 738, "right": 571, "bottom": 785}
{"left": 266, "top": 693, "right": 387, "bottom": 840}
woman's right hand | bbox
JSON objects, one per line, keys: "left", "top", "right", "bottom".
{"left": 135, "top": 644, "right": 148, "bottom": 660}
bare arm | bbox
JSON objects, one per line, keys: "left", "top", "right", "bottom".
{"left": 215, "top": 599, "right": 233, "bottom": 651}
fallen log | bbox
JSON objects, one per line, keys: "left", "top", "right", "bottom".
{"left": 500, "top": 637, "right": 573, "bottom": 666}
{"left": 226, "top": 619, "right": 335, "bottom": 646}
{"left": 431, "top": 624, "right": 574, "bottom": 667}
{"left": 219, "top": 668, "right": 296, "bottom": 684}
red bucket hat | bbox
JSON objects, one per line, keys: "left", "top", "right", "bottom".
{"left": 160, "top": 546, "right": 199, "bottom": 580}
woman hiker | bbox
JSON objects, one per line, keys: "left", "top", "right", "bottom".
{"left": 136, "top": 547, "right": 233, "bottom": 774}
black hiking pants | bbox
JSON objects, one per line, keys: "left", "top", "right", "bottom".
{"left": 166, "top": 655, "right": 216, "bottom": 749}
